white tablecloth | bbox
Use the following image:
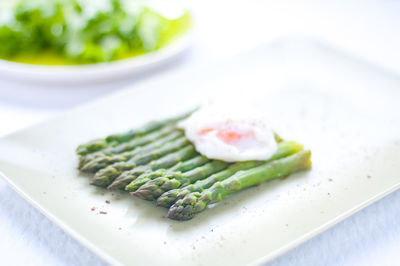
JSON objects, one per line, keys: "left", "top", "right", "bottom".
{"left": 1, "top": 1, "right": 399, "bottom": 265}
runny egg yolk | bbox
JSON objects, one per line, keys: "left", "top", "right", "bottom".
{"left": 199, "top": 128, "right": 254, "bottom": 145}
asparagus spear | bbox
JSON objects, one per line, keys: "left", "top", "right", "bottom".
{"left": 90, "top": 136, "right": 190, "bottom": 186}
{"left": 169, "top": 155, "right": 210, "bottom": 172}
{"left": 80, "top": 130, "right": 183, "bottom": 172}
{"left": 76, "top": 109, "right": 194, "bottom": 156}
{"left": 125, "top": 155, "right": 211, "bottom": 192}
{"left": 157, "top": 141, "right": 303, "bottom": 207}
{"left": 107, "top": 145, "right": 198, "bottom": 190}
{"left": 132, "top": 160, "right": 229, "bottom": 200}
{"left": 78, "top": 126, "right": 177, "bottom": 169}
{"left": 76, "top": 139, "right": 113, "bottom": 158}
{"left": 168, "top": 150, "right": 312, "bottom": 221}
{"left": 125, "top": 169, "right": 170, "bottom": 191}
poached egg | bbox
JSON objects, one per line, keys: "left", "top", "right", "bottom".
{"left": 179, "top": 105, "right": 277, "bottom": 162}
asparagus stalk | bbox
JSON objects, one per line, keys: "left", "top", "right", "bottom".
{"left": 169, "top": 155, "right": 210, "bottom": 172}
{"left": 124, "top": 169, "right": 168, "bottom": 191}
{"left": 168, "top": 150, "right": 312, "bottom": 221}
{"left": 90, "top": 136, "right": 190, "bottom": 186}
{"left": 80, "top": 130, "right": 183, "bottom": 172}
{"left": 157, "top": 141, "right": 303, "bottom": 207}
{"left": 125, "top": 155, "right": 211, "bottom": 192}
{"left": 76, "top": 139, "right": 114, "bottom": 158}
{"left": 132, "top": 160, "right": 229, "bottom": 200}
{"left": 107, "top": 145, "right": 198, "bottom": 190}
{"left": 76, "top": 109, "right": 194, "bottom": 156}
{"left": 78, "top": 125, "right": 177, "bottom": 169}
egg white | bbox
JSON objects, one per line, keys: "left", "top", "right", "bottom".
{"left": 179, "top": 105, "right": 277, "bottom": 162}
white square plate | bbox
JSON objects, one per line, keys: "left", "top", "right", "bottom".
{"left": 0, "top": 38, "right": 399, "bottom": 266}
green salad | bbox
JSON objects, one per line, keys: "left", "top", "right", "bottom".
{"left": 0, "top": 0, "right": 190, "bottom": 65}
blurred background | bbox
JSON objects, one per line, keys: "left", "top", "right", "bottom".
{"left": 1, "top": 0, "right": 400, "bottom": 135}
{"left": 0, "top": 0, "right": 400, "bottom": 265}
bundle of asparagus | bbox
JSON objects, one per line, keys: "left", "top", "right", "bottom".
{"left": 76, "top": 110, "right": 312, "bottom": 221}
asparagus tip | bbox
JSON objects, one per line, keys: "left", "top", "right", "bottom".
{"left": 90, "top": 177, "right": 109, "bottom": 187}
{"left": 156, "top": 189, "right": 180, "bottom": 208}
{"left": 167, "top": 192, "right": 204, "bottom": 220}
{"left": 107, "top": 180, "right": 123, "bottom": 190}
{"left": 131, "top": 189, "right": 157, "bottom": 201}
{"left": 80, "top": 162, "right": 96, "bottom": 172}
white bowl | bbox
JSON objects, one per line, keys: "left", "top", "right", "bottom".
{"left": 0, "top": 29, "right": 193, "bottom": 84}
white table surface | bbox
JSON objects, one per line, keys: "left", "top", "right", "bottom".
{"left": 1, "top": 0, "right": 400, "bottom": 265}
